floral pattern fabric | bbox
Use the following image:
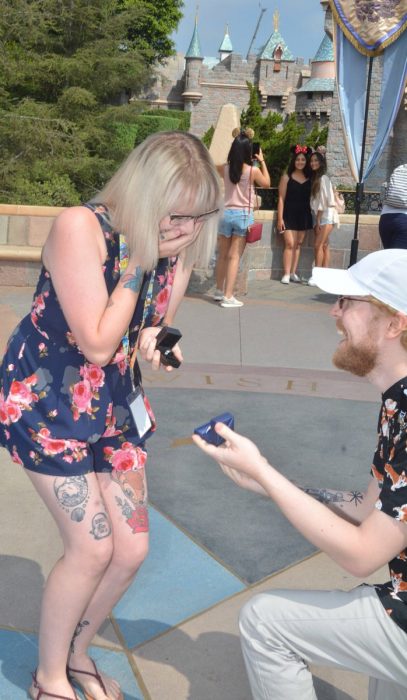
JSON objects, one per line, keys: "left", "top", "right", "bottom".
{"left": 371, "top": 376, "right": 407, "bottom": 633}
{"left": 0, "top": 203, "right": 177, "bottom": 476}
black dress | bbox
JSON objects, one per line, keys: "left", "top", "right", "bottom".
{"left": 283, "top": 177, "right": 313, "bottom": 231}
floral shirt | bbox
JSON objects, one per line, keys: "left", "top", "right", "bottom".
{"left": 371, "top": 377, "right": 407, "bottom": 634}
{"left": 0, "top": 203, "right": 177, "bottom": 476}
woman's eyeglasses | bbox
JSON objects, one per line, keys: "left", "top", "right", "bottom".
{"left": 337, "top": 296, "right": 371, "bottom": 309}
{"left": 169, "top": 208, "right": 219, "bottom": 227}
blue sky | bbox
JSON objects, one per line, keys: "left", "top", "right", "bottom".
{"left": 172, "top": 0, "right": 326, "bottom": 64}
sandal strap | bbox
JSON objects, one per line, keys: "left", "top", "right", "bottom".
{"left": 67, "top": 658, "right": 107, "bottom": 695}
{"left": 31, "top": 670, "right": 77, "bottom": 700}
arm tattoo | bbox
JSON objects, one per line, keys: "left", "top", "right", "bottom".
{"left": 302, "top": 487, "right": 365, "bottom": 506}
{"left": 122, "top": 266, "right": 143, "bottom": 293}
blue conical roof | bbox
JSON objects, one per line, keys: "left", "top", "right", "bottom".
{"left": 219, "top": 27, "right": 233, "bottom": 52}
{"left": 259, "top": 29, "right": 294, "bottom": 60}
{"left": 186, "top": 20, "right": 202, "bottom": 58}
{"left": 313, "top": 33, "right": 333, "bottom": 62}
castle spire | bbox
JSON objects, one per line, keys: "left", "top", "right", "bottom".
{"left": 273, "top": 9, "right": 279, "bottom": 32}
{"left": 219, "top": 24, "right": 233, "bottom": 57}
{"left": 185, "top": 12, "right": 202, "bottom": 58}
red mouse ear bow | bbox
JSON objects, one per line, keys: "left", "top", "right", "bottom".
{"left": 295, "top": 144, "right": 308, "bottom": 154}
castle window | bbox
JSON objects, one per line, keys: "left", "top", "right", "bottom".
{"left": 307, "top": 92, "right": 313, "bottom": 100}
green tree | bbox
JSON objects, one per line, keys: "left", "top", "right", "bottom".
{"left": 120, "top": 0, "right": 184, "bottom": 64}
{"left": 239, "top": 83, "right": 328, "bottom": 183}
{"left": 0, "top": 0, "right": 185, "bottom": 205}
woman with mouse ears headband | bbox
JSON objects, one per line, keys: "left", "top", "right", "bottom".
{"left": 277, "top": 144, "right": 313, "bottom": 284}
{"left": 0, "top": 131, "right": 221, "bottom": 700}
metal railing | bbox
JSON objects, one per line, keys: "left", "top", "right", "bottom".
{"left": 257, "top": 188, "right": 382, "bottom": 214}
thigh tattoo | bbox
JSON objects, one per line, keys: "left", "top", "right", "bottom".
{"left": 54, "top": 475, "right": 90, "bottom": 521}
{"left": 89, "top": 512, "right": 112, "bottom": 540}
{"left": 111, "top": 468, "right": 148, "bottom": 534}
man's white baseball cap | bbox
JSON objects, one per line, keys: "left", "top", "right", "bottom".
{"left": 312, "top": 249, "right": 407, "bottom": 315}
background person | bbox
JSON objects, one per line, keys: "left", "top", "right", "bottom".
{"left": 308, "top": 150, "right": 340, "bottom": 286}
{"left": 194, "top": 248, "right": 407, "bottom": 700}
{"left": 0, "top": 131, "right": 221, "bottom": 700}
{"left": 379, "top": 163, "right": 407, "bottom": 249}
{"left": 214, "top": 130, "right": 270, "bottom": 308}
{"left": 277, "top": 145, "right": 313, "bottom": 284}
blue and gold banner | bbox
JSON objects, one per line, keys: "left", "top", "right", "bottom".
{"left": 330, "top": 0, "right": 407, "bottom": 55}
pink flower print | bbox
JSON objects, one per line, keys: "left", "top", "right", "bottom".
{"left": 31, "top": 292, "right": 49, "bottom": 339}
{"left": 29, "top": 428, "right": 87, "bottom": 461}
{"left": 9, "top": 375, "right": 39, "bottom": 408}
{"left": 11, "top": 445, "right": 23, "bottom": 466}
{"left": 109, "top": 350, "right": 127, "bottom": 375}
{"left": 31, "top": 427, "right": 68, "bottom": 455}
{"left": 0, "top": 390, "right": 8, "bottom": 424}
{"left": 71, "top": 379, "right": 93, "bottom": 421}
{"left": 80, "top": 363, "right": 105, "bottom": 390}
{"left": 143, "top": 394, "right": 156, "bottom": 431}
{"left": 154, "top": 286, "right": 171, "bottom": 317}
{"left": 5, "top": 402, "right": 22, "bottom": 424}
{"left": 102, "top": 402, "right": 122, "bottom": 438}
{"left": 103, "top": 442, "right": 147, "bottom": 472}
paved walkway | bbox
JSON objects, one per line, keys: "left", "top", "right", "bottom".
{"left": 0, "top": 280, "right": 386, "bottom": 699}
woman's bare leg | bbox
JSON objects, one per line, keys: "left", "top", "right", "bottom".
{"left": 314, "top": 224, "right": 333, "bottom": 268}
{"left": 25, "top": 470, "right": 114, "bottom": 699}
{"left": 282, "top": 230, "right": 295, "bottom": 276}
{"left": 224, "top": 235, "right": 247, "bottom": 298}
{"left": 290, "top": 231, "right": 306, "bottom": 275}
{"left": 68, "top": 468, "right": 149, "bottom": 700}
{"left": 215, "top": 235, "right": 231, "bottom": 293}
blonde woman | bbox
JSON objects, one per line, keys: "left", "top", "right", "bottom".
{"left": 0, "top": 131, "right": 221, "bottom": 700}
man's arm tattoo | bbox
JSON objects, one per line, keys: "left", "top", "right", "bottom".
{"left": 122, "top": 266, "right": 143, "bottom": 293}
{"left": 301, "top": 487, "right": 364, "bottom": 506}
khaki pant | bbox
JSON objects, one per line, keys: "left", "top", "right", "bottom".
{"left": 239, "top": 585, "right": 407, "bottom": 699}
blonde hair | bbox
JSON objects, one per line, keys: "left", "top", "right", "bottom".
{"left": 231, "top": 127, "right": 255, "bottom": 139}
{"left": 369, "top": 296, "right": 407, "bottom": 351}
{"left": 94, "top": 131, "right": 222, "bottom": 271}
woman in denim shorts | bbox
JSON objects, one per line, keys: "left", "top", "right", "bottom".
{"left": 308, "top": 150, "right": 340, "bottom": 285}
{"left": 214, "top": 130, "right": 270, "bottom": 308}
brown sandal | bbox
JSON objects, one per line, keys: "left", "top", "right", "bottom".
{"left": 67, "top": 658, "right": 123, "bottom": 700}
{"left": 29, "top": 670, "right": 78, "bottom": 700}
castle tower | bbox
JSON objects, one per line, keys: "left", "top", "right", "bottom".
{"left": 182, "top": 16, "right": 203, "bottom": 112}
{"left": 296, "top": 32, "right": 334, "bottom": 126}
{"left": 257, "top": 10, "right": 296, "bottom": 113}
{"left": 219, "top": 25, "right": 233, "bottom": 62}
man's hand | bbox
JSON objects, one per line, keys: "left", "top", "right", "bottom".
{"left": 192, "top": 423, "right": 270, "bottom": 496}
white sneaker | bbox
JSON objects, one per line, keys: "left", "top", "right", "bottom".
{"left": 281, "top": 274, "right": 290, "bottom": 284}
{"left": 220, "top": 296, "right": 244, "bottom": 308}
{"left": 213, "top": 289, "right": 224, "bottom": 301}
{"left": 308, "top": 277, "right": 317, "bottom": 286}
{"left": 290, "top": 273, "right": 301, "bottom": 283}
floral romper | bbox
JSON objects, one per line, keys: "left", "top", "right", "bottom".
{"left": 0, "top": 203, "right": 177, "bottom": 481}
